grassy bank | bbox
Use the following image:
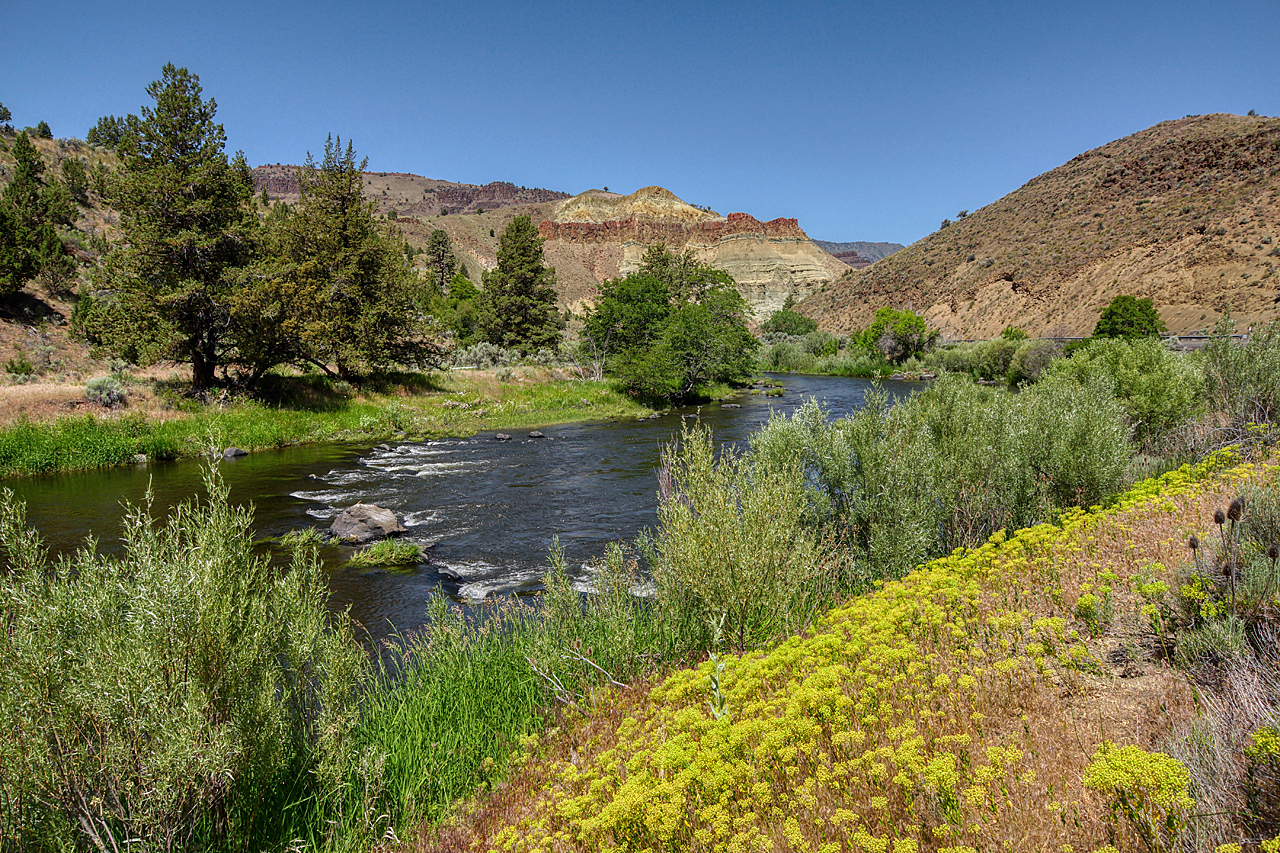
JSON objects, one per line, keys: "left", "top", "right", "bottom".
{"left": 0, "top": 368, "right": 650, "bottom": 478}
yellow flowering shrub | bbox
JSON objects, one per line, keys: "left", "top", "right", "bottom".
{"left": 480, "top": 448, "right": 1262, "bottom": 853}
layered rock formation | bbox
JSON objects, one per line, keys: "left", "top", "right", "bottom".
{"left": 538, "top": 187, "right": 847, "bottom": 320}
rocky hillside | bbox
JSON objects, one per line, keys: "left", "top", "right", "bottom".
{"left": 252, "top": 164, "right": 569, "bottom": 218}
{"left": 538, "top": 186, "right": 848, "bottom": 319}
{"left": 812, "top": 240, "right": 905, "bottom": 266}
{"left": 800, "top": 114, "right": 1280, "bottom": 338}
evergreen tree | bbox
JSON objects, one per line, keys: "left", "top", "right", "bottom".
{"left": 33, "top": 121, "right": 52, "bottom": 139}
{"left": 236, "top": 135, "right": 444, "bottom": 381}
{"left": 60, "top": 159, "right": 88, "bottom": 204}
{"left": 89, "top": 64, "right": 256, "bottom": 388}
{"left": 86, "top": 115, "right": 129, "bottom": 149}
{"left": 477, "top": 215, "right": 561, "bottom": 354}
{"left": 0, "top": 132, "right": 72, "bottom": 296}
{"left": 0, "top": 102, "right": 11, "bottom": 129}
{"left": 424, "top": 229, "right": 458, "bottom": 297}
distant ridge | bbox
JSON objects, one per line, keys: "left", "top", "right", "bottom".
{"left": 252, "top": 164, "right": 570, "bottom": 217}
{"left": 813, "top": 240, "right": 905, "bottom": 265}
{"left": 800, "top": 114, "right": 1280, "bottom": 338}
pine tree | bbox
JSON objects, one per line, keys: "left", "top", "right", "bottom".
{"left": 91, "top": 64, "right": 255, "bottom": 388}
{"left": 235, "top": 136, "right": 444, "bottom": 380}
{"left": 425, "top": 229, "right": 458, "bottom": 297}
{"left": 0, "top": 132, "right": 71, "bottom": 296}
{"left": 477, "top": 216, "right": 561, "bottom": 354}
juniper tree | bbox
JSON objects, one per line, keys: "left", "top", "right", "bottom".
{"left": 235, "top": 135, "right": 444, "bottom": 381}
{"left": 90, "top": 64, "right": 256, "bottom": 388}
{"left": 0, "top": 132, "right": 73, "bottom": 296}
{"left": 477, "top": 215, "right": 561, "bottom": 355}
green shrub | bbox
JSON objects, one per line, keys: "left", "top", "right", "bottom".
{"left": 759, "top": 307, "right": 817, "bottom": 337}
{"left": 1204, "top": 318, "right": 1280, "bottom": 435}
{"left": 4, "top": 351, "right": 35, "bottom": 379}
{"left": 748, "top": 373, "right": 1130, "bottom": 588}
{"left": 653, "top": 424, "right": 828, "bottom": 651}
{"left": 1007, "top": 338, "right": 1062, "bottom": 384}
{"left": 1046, "top": 336, "right": 1201, "bottom": 446}
{"left": 0, "top": 470, "right": 367, "bottom": 852}
{"left": 85, "top": 375, "right": 127, "bottom": 408}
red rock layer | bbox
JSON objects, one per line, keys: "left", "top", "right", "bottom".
{"left": 538, "top": 212, "right": 808, "bottom": 246}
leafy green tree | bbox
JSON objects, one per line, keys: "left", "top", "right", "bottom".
{"left": 583, "top": 246, "right": 756, "bottom": 401}
{"left": 86, "top": 115, "right": 129, "bottom": 149}
{"left": 236, "top": 135, "right": 444, "bottom": 381}
{"left": 636, "top": 243, "right": 733, "bottom": 302}
{"left": 88, "top": 64, "right": 256, "bottom": 388}
{"left": 424, "top": 228, "right": 458, "bottom": 297}
{"left": 477, "top": 215, "right": 561, "bottom": 354}
{"left": 760, "top": 305, "right": 818, "bottom": 336}
{"left": 432, "top": 270, "right": 481, "bottom": 343}
{"left": 856, "top": 307, "right": 938, "bottom": 363}
{"left": 1093, "top": 295, "right": 1167, "bottom": 339}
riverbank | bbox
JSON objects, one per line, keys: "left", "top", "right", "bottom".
{"left": 0, "top": 367, "right": 651, "bottom": 478}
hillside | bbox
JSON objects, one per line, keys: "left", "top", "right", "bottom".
{"left": 799, "top": 114, "right": 1280, "bottom": 338}
{"left": 251, "top": 164, "right": 569, "bottom": 218}
{"left": 0, "top": 133, "right": 118, "bottom": 381}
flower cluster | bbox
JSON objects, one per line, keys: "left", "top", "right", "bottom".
{"left": 485, "top": 448, "right": 1260, "bottom": 852}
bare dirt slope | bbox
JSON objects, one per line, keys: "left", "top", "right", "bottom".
{"left": 800, "top": 114, "right": 1280, "bottom": 338}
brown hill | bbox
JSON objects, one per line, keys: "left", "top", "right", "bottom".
{"left": 799, "top": 114, "right": 1280, "bottom": 338}
{"left": 252, "top": 164, "right": 570, "bottom": 218}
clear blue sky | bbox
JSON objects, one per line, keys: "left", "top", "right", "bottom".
{"left": 3, "top": 0, "right": 1277, "bottom": 245}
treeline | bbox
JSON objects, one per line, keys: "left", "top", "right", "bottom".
{"left": 3, "top": 66, "right": 760, "bottom": 405}
{"left": 3, "top": 66, "right": 571, "bottom": 392}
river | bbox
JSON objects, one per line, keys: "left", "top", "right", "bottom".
{"left": 7, "top": 374, "right": 917, "bottom": 641}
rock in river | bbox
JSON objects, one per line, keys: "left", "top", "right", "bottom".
{"left": 330, "top": 503, "right": 407, "bottom": 544}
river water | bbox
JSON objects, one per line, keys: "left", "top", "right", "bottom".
{"left": 8, "top": 374, "right": 916, "bottom": 641}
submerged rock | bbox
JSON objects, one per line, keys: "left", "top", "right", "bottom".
{"left": 329, "top": 503, "right": 407, "bottom": 544}
{"left": 222, "top": 446, "right": 248, "bottom": 458}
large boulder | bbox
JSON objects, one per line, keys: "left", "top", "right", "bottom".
{"left": 329, "top": 503, "right": 407, "bottom": 544}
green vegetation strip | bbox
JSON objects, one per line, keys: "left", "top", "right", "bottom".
{"left": 0, "top": 376, "right": 645, "bottom": 478}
